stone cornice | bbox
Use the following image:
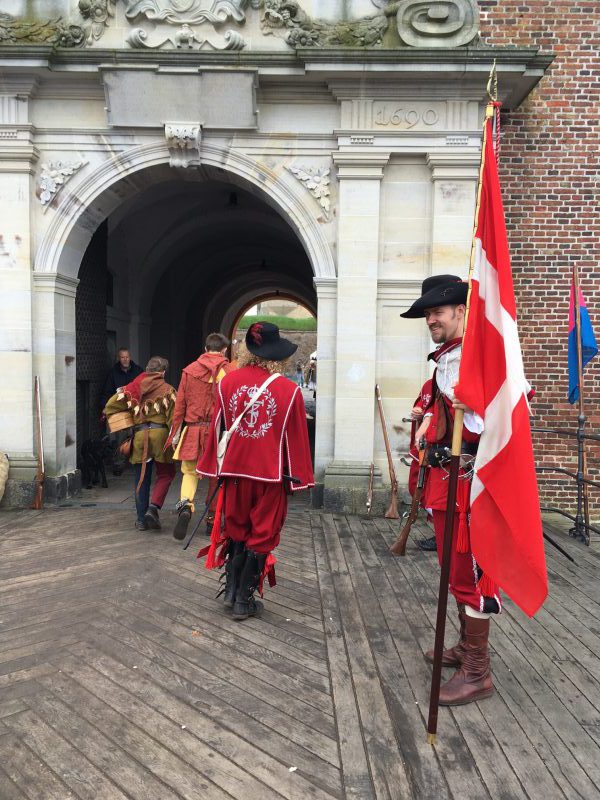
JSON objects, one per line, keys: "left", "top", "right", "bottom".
{"left": 0, "top": 46, "right": 554, "bottom": 109}
{"left": 33, "top": 273, "right": 79, "bottom": 297}
{"left": 332, "top": 150, "right": 390, "bottom": 180}
{"left": 314, "top": 276, "right": 338, "bottom": 299}
{"left": 426, "top": 151, "right": 481, "bottom": 180}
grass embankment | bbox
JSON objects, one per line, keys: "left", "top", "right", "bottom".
{"left": 238, "top": 315, "right": 317, "bottom": 331}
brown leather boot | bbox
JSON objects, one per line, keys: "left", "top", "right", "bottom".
{"left": 424, "top": 603, "right": 466, "bottom": 667}
{"left": 438, "top": 615, "right": 494, "bottom": 706}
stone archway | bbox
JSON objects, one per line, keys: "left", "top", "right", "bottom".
{"left": 32, "top": 142, "right": 336, "bottom": 495}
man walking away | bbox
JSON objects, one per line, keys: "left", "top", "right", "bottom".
{"left": 197, "top": 322, "right": 314, "bottom": 621}
{"left": 104, "top": 356, "right": 177, "bottom": 530}
{"left": 166, "top": 333, "right": 232, "bottom": 541}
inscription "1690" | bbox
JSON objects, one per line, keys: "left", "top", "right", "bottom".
{"left": 374, "top": 105, "right": 440, "bottom": 128}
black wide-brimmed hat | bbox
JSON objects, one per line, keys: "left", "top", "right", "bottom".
{"left": 245, "top": 321, "right": 298, "bottom": 361}
{"left": 400, "top": 274, "right": 468, "bottom": 318}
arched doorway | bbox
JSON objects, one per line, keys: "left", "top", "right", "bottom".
{"left": 32, "top": 146, "right": 336, "bottom": 498}
{"left": 75, "top": 173, "right": 316, "bottom": 446}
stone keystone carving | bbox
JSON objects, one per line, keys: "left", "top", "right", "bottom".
{"left": 38, "top": 160, "right": 88, "bottom": 209}
{"left": 288, "top": 165, "right": 331, "bottom": 216}
{"left": 165, "top": 123, "right": 202, "bottom": 168}
{"left": 394, "top": 0, "right": 479, "bottom": 48}
{"left": 127, "top": 24, "right": 246, "bottom": 50}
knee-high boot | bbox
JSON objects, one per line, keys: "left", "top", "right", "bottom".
{"left": 232, "top": 549, "right": 267, "bottom": 621}
{"left": 220, "top": 540, "right": 246, "bottom": 609}
{"left": 438, "top": 615, "right": 494, "bottom": 706}
{"left": 424, "top": 602, "right": 467, "bottom": 667}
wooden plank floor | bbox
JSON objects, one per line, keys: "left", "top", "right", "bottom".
{"left": 0, "top": 499, "right": 599, "bottom": 799}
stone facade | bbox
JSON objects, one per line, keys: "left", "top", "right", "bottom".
{"left": 0, "top": 0, "right": 562, "bottom": 512}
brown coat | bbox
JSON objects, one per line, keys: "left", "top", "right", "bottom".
{"left": 167, "top": 352, "right": 232, "bottom": 461}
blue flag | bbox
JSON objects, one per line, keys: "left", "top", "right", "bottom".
{"left": 568, "top": 281, "right": 598, "bottom": 403}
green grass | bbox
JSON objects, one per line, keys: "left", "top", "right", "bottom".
{"left": 237, "top": 315, "right": 317, "bottom": 331}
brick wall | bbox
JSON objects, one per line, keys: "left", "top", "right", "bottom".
{"left": 479, "top": 2, "right": 600, "bottom": 519}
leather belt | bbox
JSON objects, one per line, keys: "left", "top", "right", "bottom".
{"left": 134, "top": 422, "right": 168, "bottom": 432}
{"left": 184, "top": 420, "right": 210, "bottom": 426}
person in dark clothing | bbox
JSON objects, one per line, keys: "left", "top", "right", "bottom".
{"left": 101, "top": 348, "right": 143, "bottom": 409}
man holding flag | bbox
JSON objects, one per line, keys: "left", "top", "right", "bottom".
{"left": 401, "top": 102, "right": 548, "bottom": 708}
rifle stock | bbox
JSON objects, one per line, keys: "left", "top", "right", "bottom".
{"left": 32, "top": 376, "right": 44, "bottom": 510}
{"left": 375, "top": 384, "right": 400, "bottom": 520}
{"left": 366, "top": 462, "right": 374, "bottom": 514}
{"left": 390, "top": 446, "right": 427, "bottom": 556}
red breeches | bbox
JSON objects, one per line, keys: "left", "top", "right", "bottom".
{"left": 432, "top": 510, "right": 501, "bottom": 614}
{"left": 222, "top": 477, "right": 288, "bottom": 554}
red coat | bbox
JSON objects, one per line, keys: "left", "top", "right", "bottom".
{"left": 197, "top": 365, "right": 314, "bottom": 492}
{"left": 422, "top": 339, "right": 480, "bottom": 512}
{"left": 166, "top": 352, "right": 232, "bottom": 461}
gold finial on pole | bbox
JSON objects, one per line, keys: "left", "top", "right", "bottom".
{"left": 486, "top": 59, "right": 498, "bottom": 118}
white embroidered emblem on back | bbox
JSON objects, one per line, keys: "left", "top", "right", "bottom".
{"left": 229, "top": 384, "right": 278, "bottom": 439}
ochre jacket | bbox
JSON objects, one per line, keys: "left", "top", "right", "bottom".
{"left": 104, "top": 372, "right": 176, "bottom": 464}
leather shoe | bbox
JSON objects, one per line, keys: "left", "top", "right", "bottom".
{"left": 417, "top": 535, "right": 437, "bottom": 552}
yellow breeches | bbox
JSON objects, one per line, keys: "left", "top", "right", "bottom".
{"left": 180, "top": 460, "right": 199, "bottom": 510}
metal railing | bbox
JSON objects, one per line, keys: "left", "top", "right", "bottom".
{"left": 532, "top": 420, "right": 599, "bottom": 545}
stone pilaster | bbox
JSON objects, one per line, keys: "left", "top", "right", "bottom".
{"left": 426, "top": 152, "right": 480, "bottom": 275}
{"left": 323, "top": 150, "right": 389, "bottom": 513}
{"left": 0, "top": 80, "right": 40, "bottom": 508}
{"left": 32, "top": 273, "right": 80, "bottom": 501}
{"left": 312, "top": 276, "right": 337, "bottom": 501}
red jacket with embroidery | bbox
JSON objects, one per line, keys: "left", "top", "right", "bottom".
{"left": 196, "top": 365, "right": 314, "bottom": 492}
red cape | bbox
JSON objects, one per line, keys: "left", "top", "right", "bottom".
{"left": 197, "top": 365, "right": 314, "bottom": 492}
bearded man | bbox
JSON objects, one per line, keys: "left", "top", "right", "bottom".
{"left": 401, "top": 274, "right": 500, "bottom": 705}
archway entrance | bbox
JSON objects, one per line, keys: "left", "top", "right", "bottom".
{"left": 74, "top": 172, "right": 316, "bottom": 453}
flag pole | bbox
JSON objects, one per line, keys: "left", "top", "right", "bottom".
{"left": 572, "top": 263, "right": 589, "bottom": 543}
{"left": 426, "top": 70, "right": 495, "bottom": 744}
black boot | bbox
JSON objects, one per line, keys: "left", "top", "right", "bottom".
{"left": 232, "top": 550, "right": 267, "bottom": 621}
{"left": 173, "top": 501, "right": 192, "bottom": 540}
{"left": 219, "top": 541, "right": 246, "bottom": 609}
{"left": 144, "top": 503, "right": 161, "bottom": 530}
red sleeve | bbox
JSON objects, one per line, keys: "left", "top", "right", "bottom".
{"left": 196, "top": 393, "right": 223, "bottom": 477}
{"left": 284, "top": 389, "right": 314, "bottom": 492}
{"left": 166, "top": 372, "right": 187, "bottom": 447}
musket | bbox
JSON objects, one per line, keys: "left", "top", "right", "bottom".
{"left": 32, "top": 376, "right": 44, "bottom": 510}
{"left": 366, "top": 462, "right": 374, "bottom": 514}
{"left": 375, "top": 384, "right": 400, "bottom": 519}
{"left": 390, "top": 441, "right": 427, "bottom": 556}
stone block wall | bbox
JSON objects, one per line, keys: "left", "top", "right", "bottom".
{"left": 480, "top": 2, "right": 600, "bottom": 517}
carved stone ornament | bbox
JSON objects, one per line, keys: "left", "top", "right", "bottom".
{"left": 0, "top": 13, "right": 86, "bottom": 47}
{"left": 127, "top": 24, "right": 246, "bottom": 50}
{"left": 77, "top": 0, "right": 117, "bottom": 43}
{"left": 288, "top": 165, "right": 330, "bottom": 216}
{"left": 123, "top": 0, "right": 255, "bottom": 24}
{"left": 165, "top": 123, "right": 202, "bottom": 168}
{"left": 394, "top": 0, "right": 479, "bottom": 48}
{"left": 38, "top": 160, "right": 88, "bottom": 209}
{"left": 260, "top": 1, "right": 388, "bottom": 48}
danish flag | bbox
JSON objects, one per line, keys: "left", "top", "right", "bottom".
{"left": 454, "top": 115, "right": 548, "bottom": 617}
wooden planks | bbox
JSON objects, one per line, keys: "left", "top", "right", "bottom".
{"left": 0, "top": 498, "right": 599, "bottom": 799}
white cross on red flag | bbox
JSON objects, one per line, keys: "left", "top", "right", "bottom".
{"left": 454, "top": 116, "right": 548, "bottom": 618}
